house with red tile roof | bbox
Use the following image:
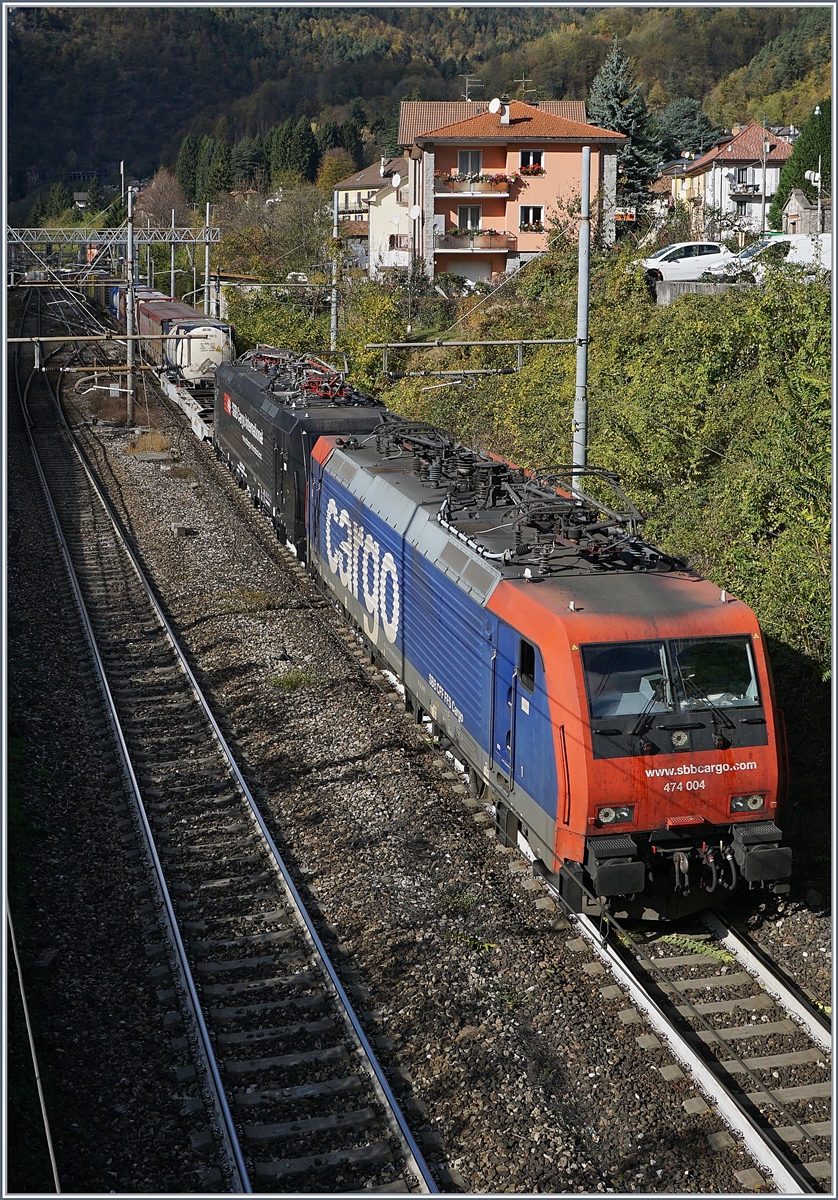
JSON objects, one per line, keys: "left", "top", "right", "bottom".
{"left": 670, "top": 124, "right": 794, "bottom": 238}
{"left": 384, "top": 99, "right": 626, "bottom": 282}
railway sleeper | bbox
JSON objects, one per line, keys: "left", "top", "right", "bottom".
{"left": 235, "top": 1075, "right": 362, "bottom": 1107}
{"left": 245, "top": 1107, "right": 378, "bottom": 1141}
{"left": 190, "top": 929, "right": 297, "bottom": 953}
{"left": 201, "top": 965, "right": 314, "bottom": 997}
{"left": 253, "top": 1140, "right": 394, "bottom": 1179}
{"left": 218, "top": 1017, "right": 337, "bottom": 1046}
{"left": 210, "top": 993, "right": 329, "bottom": 1022}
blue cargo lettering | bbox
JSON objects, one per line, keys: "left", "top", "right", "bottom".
{"left": 325, "top": 497, "right": 399, "bottom": 643}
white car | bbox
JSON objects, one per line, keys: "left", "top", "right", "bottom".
{"left": 703, "top": 233, "right": 832, "bottom": 282}
{"left": 641, "top": 241, "right": 735, "bottom": 282}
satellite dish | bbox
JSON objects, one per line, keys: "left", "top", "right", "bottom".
{"left": 488, "top": 97, "right": 502, "bottom": 114}
{"left": 391, "top": 173, "right": 402, "bottom": 189}
{"left": 409, "top": 204, "right": 422, "bottom": 220}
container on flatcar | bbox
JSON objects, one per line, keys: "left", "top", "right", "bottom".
{"left": 136, "top": 298, "right": 234, "bottom": 389}
{"left": 306, "top": 422, "right": 791, "bottom": 920}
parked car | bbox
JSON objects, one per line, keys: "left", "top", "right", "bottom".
{"left": 703, "top": 233, "right": 832, "bottom": 282}
{"left": 641, "top": 241, "right": 735, "bottom": 282}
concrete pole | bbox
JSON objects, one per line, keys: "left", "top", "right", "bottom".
{"left": 572, "top": 146, "right": 591, "bottom": 472}
{"left": 126, "top": 187, "right": 136, "bottom": 426}
{"left": 330, "top": 188, "right": 339, "bottom": 352}
{"left": 817, "top": 154, "right": 822, "bottom": 233}
{"left": 170, "top": 208, "right": 176, "bottom": 298}
{"left": 204, "top": 201, "right": 211, "bottom": 315}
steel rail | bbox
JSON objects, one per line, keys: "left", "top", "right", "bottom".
{"left": 572, "top": 912, "right": 821, "bottom": 1194}
{"left": 704, "top": 912, "right": 831, "bottom": 1052}
{"left": 20, "top": 291, "right": 438, "bottom": 1194}
{"left": 15, "top": 322, "right": 253, "bottom": 1193}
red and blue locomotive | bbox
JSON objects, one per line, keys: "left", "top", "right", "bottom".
{"left": 215, "top": 347, "right": 792, "bottom": 919}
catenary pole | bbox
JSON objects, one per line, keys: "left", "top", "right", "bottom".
{"left": 204, "top": 202, "right": 211, "bottom": 315}
{"left": 572, "top": 145, "right": 591, "bottom": 471}
{"left": 330, "top": 188, "right": 339, "bottom": 351}
{"left": 126, "top": 187, "right": 135, "bottom": 426}
{"left": 170, "top": 208, "right": 176, "bottom": 298}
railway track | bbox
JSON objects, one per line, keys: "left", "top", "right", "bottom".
{"left": 14, "top": 290, "right": 438, "bottom": 1194}
{"left": 561, "top": 893, "right": 832, "bottom": 1193}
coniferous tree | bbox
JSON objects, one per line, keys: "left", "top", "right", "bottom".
{"left": 587, "top": 40, "right": 661, "bottom": 210}
{"left": 85, "top": 173, "right": 105, "bottom": 211}
{"left": 176, "top": 133, "right": 202, "bottom": 205}
{"left": 337, "top": 119, "right": 364, "bottom": 169}
{"left": 316, "top": 119, "right": 340, "bottom": 153}
{"left": 203, "top": 140, "right": 232, "bottom": 202}
{"left": 28, "top": 194, "right": 47, "bottom": 225}
{"left": 268, "top": 120, "right": 294, "bottom": 179}
{"left": 46, "top": 180, "right": 72, "bottom": 218}
{"left": 193, "top": 135, "right": 216, "bottom": 205}
{"left": 651, "top": 98, "right": 721, "bottom": 161}
{"left": 288, "top": 118, "right": 319, "bottom": 181}
{"left": 768, "top": 99, "right": 831, "bottom": 229}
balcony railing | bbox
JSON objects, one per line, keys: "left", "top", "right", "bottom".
{"left": 729, "top": 182, "right": 761, "bottom": 196}
{"left": 434, "top": 231, "right": 516, "bottom": 251}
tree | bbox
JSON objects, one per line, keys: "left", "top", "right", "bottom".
{"left": 231, "top": 136, "right": 267, "bottom": 190}
{"left": 337, "top": 119, "right": 364, "bottom": 169}
{"left": 587, "top": 40, "right": 661, "bottom": 211}
{"left": 135, "top": 168, "right": 190, "bottom": 226}
{"left": 651, "top": 98, "right": 721, "bottom": 161}
{"left": 268, "top": 120, "right": 294, "bottom": 180}
{"left": 28, "top": 194, "right": 47, "bottom": 225}
{"left": 316, "top": 119, "right": 340, "bottom": 153}
{"left": 193, "top": 135, "right": 216, "bottom": 205}
{"left": 288, "top": 117, "right": 319, "bottom": 182}
{"left": 768, "top": 99, "right": 831, "bottom": 230}
{"left": 316, "top": 148, "right": 356, "bottom": 191}
{"left": 176, "top": 133, "right": 202, "bottom": 205}
{"left": 203, "top": 141, "right": 232, "bottom": 202}
{"left": 85, "top": 173, "right": 105, "bottom": 211}
{"left": 45, "top": 180, "right": 72, "bottom": 218}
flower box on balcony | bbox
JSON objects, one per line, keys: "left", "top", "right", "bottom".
{"left": 434, "top": 172, "right": 518, "bottom": 193}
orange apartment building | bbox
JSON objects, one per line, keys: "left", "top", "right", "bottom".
{"left": 394, "top": 100, "right": 626, "bottom": 282}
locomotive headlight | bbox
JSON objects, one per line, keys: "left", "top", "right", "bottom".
{"left": 730, "top": 793, "right": 766, "bottom": 813}
{"left": 597, "top": 805, "right": 635, "bottom": 825}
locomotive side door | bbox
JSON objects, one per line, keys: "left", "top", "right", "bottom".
{"left": 492, "top": 622, "right": 518, "bottom": 790}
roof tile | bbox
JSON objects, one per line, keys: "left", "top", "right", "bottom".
{"left": 399, "top": 100, "right": 590, "bottom": 145}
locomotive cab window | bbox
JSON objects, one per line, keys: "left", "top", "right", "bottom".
{"left": 671, "top": 636, "right": 760, "bottom": 710}
{"left": 519, "top": 639, "right": 536, "bottom": 692}
{"left": 582, "top": 641, "right": 672, "bottom": 719}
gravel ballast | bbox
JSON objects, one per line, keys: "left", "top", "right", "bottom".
{"left": 8, "top": 364, "right": 831, "bottom": 1194}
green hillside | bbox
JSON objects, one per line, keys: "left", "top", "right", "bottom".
{"left": 7, "top": 6, "right": 829, "bottom": 200}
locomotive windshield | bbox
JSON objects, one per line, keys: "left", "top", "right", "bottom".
{"left": 582, "top": 636, "right": 760, "bottom": 719}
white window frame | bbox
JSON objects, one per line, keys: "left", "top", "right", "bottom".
{"left": 520, "top": 150, "right": 543, "bottom": 169}
{"left": 520, "top": 205, "right": 543, "bottom": 227}
{"left": 458, "top": 150, "right": 482, "bottom": 176}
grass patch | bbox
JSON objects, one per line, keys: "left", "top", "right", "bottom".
{"left": 656, "top": 933, "right": 735, "bottom": 963}
{"left": 440, "top": 885, "right": 482, "bottom": 914}
{"left": 127, "top": 430, "right": 171, "bottom": 454}
{"left": 220, "top": 589, "right": 281, "bottom": 614}
{"left": 269, "top": 668, "right": 318, "bottom": 690}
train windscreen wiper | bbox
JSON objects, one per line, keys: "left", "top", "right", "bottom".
{"left": 630, "top": 677, "right": 668, "bottom": 738}
{"left": 679, "top": 674, "right": 736, "bottom": 732}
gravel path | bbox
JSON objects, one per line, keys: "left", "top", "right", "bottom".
{"left": 9, "top": 362, "right": 831, "bottom": 1194}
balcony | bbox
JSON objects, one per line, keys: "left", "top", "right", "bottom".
{"left": 434, "top": 231, "right": 516, "bottom": 252}
{"left": 729, "top": 182, "right": 762, "bottom": 197}
{"left": 433, "top": 175, "right": 515, "bottom": 198}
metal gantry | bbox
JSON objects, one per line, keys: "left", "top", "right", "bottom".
{"left": 7, "top": 226, "right": 221, "bottom": 246}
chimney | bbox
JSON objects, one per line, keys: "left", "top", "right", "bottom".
{"left": 380, "top": 156, "right": 389, "bottom": 177}
{"left": 500, "top": 98, "right": 510, "bottom": 126}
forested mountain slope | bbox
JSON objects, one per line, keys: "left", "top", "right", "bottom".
{"left": 7, "top": 6, "right": 828, "bottom": 199}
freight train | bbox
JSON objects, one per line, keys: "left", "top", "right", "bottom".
{"left": 84, "top": 278, "right": 234, "bottom": 390}
{"left": 215, "top": 345, "right": 792, "bottom": 920}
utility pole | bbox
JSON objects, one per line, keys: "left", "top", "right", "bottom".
{"left": 170, "top": 208, "right": 176, "bottom": 297}
{"left": 572, "top": 146, "right": 591, "bottom": 472}
{"left": 204, "top": 201, "right": 211, "bottom": 315}
{"left": 759, "top": 117, "right": 770, "bottom": 235}
{"left": 126, "top": 186, "right": 136, "bottom": 426}
{"left": 330, "top": 188, "right": 339, "bottom": 352}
